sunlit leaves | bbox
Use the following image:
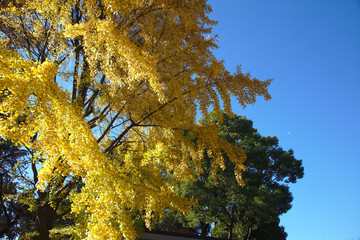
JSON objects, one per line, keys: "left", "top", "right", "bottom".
{"left": 0, "top": 1, "right": 272, "bottom": 239}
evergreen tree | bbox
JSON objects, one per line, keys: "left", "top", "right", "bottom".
{"left": 153, "top": 113, "right": 304, "bottom": 239}
{"left": 0, "top": 138, "right": 31, "bottom": 239}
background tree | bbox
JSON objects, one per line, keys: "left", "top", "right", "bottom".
{"left": 0, "top": 1, "right": 272, "bottom": 239}
{"left": 153, "top": 113, "right": 304, "bottom": 240}
{"left": 0, "top": 138, "right": 33, "bottom": 239}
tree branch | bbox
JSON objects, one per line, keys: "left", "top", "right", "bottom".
{"left": 104, "top": 121, "right": 136, "bottom": 153}
{"left": 84, "top": 75, "right": 106, "bottom": 118}
{"left": 97, "top": 110, "right": 124, "bottom": 143}
{"left": 87, "top": 104, "right": 110, "bottom": 129}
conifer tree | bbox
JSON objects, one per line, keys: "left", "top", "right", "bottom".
{"left": 153, "top": 113, "right": 304, "bottom": 240}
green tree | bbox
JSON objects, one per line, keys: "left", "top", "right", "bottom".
{"left": 153, "top": 113, "right": 304, "bottom": 239}
{"left": 0, "top": 138, "right": 33, "bottom": 239}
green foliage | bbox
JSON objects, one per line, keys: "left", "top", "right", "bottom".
{"left": 0, "top": 138, "right": 33, "bottom": 239}
{"left": 153, "top": 112, "right": 304, "bottom": 239}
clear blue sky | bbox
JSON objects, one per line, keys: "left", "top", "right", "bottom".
{"left": 208, "top": 0, "right": 360, "bottom": 239}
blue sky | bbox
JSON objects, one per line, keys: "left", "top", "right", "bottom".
{"left": 208, "top": 0, "right": 360, "bottom": 239}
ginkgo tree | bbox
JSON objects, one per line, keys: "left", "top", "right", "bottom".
{"left": 0, "top": 0, "right": 272, "bottom": 239}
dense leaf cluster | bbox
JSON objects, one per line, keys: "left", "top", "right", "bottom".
{"left": 0, "top": 1, "right": 272, "bottom": 239}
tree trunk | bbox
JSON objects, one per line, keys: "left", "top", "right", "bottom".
{"left": 33, "top": 201, "right": 58, "bottom": 240}
{"left": 246, "top": 226, "right": 252, "bottom": 240}
{"left": 227, "top": 206, "right": 234, "bottom": 239}
{"left": 200, "top": 222, "right": 206, "bottom": 237}
{"left": 227, "top": 227, "right": 233, "bottom": 240}
{"left": 227, "top": 221, "right": 233, "bottom": 239}
{"left": 200, "top": 222, "right": 210, "bottom": 237}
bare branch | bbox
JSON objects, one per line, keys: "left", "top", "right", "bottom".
{"left": 87, "top": 104, "right": 110, "bottom": 129}
{"left": 97, "top": 110, "right": 123, "bottom": 143}
{"left": 104, "top": 121, "right": 136, "bottom": 153}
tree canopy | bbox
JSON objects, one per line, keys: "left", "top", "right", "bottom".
{"left": 0, "top": 1, "right": 271, "bottom": 239}
{"left": 153, "top": 113, "right": 304, "bottom": 240}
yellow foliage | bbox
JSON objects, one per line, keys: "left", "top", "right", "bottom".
{"left": 0, "top": 1, "right": 271, "bottom": 239}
